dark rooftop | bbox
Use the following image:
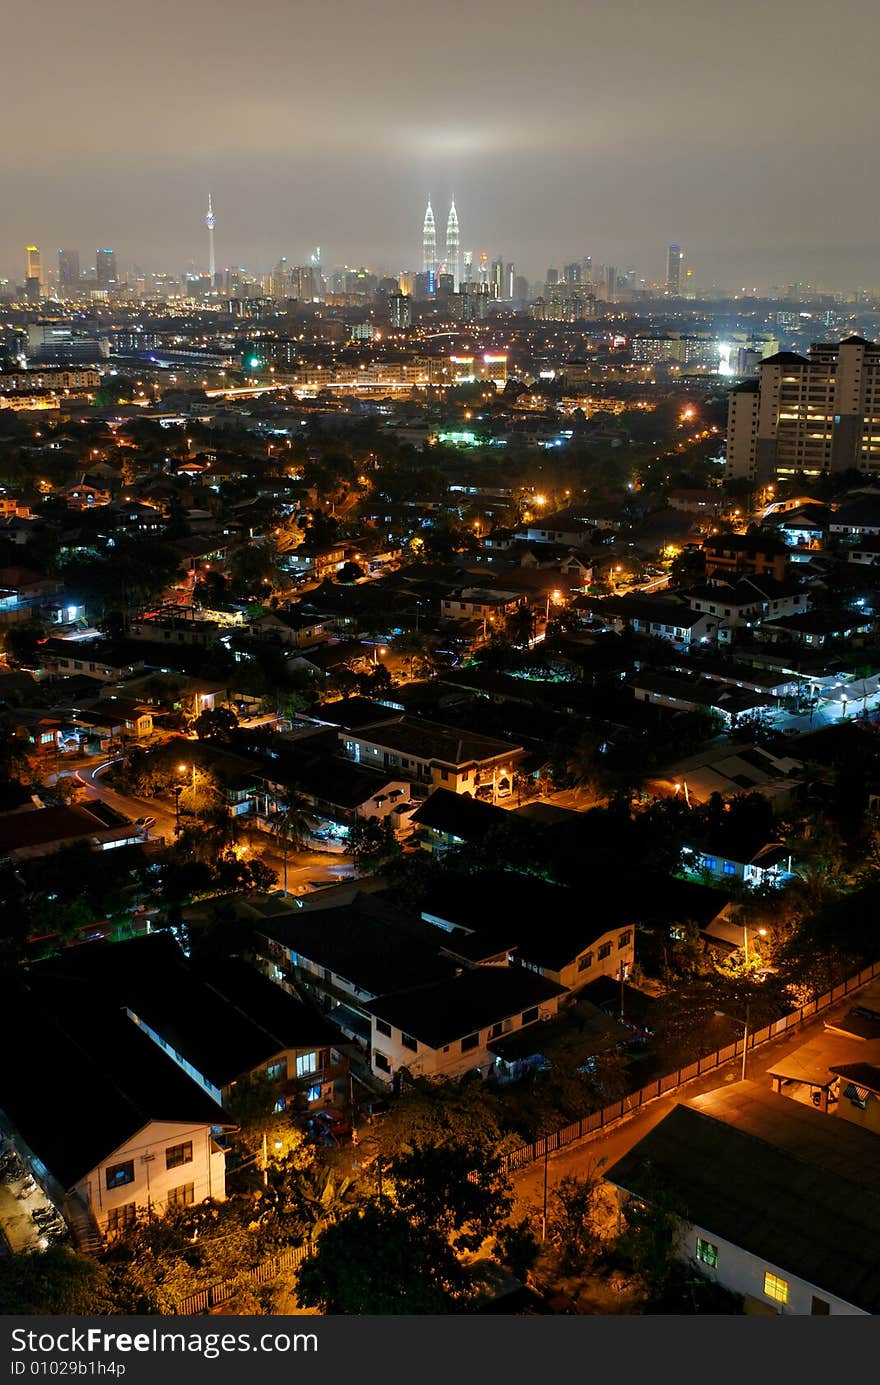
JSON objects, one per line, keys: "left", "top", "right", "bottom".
{"left": 606, "top": 1082, "right": 880, "bottom": 1313}
{"left": 259, "top": 893, "right": 457, "bottom": 998}
{"left": 0, "top": 976, "right": 229, "bottom": 1190}
{"left": 365, "top": 965, "right": 565, "bottom": 1049}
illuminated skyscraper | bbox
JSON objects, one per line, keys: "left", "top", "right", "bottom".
{"left": 666, "top": 244, "right": 684, "bottom": 295}
{"left": 26, "top": 246, "right": 42, "bottom": 286}
{"left": 206, "top": 194, "right": 216, "bottom": 288}
{"left": 422, "top": 200, "right": 436, "bottom": 275}
{"left": 96, "top": 249, "right": 117, "bottom": 287}
{"left": 445, "top": 199, "right": 460, "bottom": 290}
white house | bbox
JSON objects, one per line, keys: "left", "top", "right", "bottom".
{"left": 76, "top": 1120, "right": 228, "bottom": 1236}
{"left": 365, "top": 965, "right": 565, "bottom": 1085}
{"left": 606, "top": 1083, "right": 880, "bottom": 1315}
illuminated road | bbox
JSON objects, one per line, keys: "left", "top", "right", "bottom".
{"left": 49, "top": 760, "right": 357, "bottom": 896}
{"left": 511, "top": 983, "right": 875, "bottom": 1217}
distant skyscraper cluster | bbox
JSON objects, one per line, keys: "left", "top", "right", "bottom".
{"left": 9, "top": 193, "right": 691, "bottom": 310}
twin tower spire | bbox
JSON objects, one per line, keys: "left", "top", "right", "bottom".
{"left": 423, "top": 199, "right": 460, "bottom": 289}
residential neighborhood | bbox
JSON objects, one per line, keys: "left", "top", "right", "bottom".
{"left": 5, "top": 278, "right": 880, "bottom": 1322}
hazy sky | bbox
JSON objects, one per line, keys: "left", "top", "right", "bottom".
{"left": 3, "top": 0, "right": 879, "bottom": 290}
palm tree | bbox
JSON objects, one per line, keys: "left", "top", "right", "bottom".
{"left": 271, "top": 787, "right": 314, "bottom": 896}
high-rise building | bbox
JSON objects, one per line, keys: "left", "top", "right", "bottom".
{"left": 505, "top": 263, "right": 516, "bottom": 301}
{"left": 422, "top": 201, "right": 436, "bottom": 275}
{"left": 491, "top": 257, "right": 504, "bottom": 300}
{"left": 390, "top": 293, "right": 412, "bottom": 329}
{"left": 478, "top": 253, "right": 489, "bottom": 288}
{"left": 605, "top": 265, "right": 617, "bottom": 302}
{"left": 445, "top": 199, "right": 460, "bottom": 291}
{"left": 726, "top": 335, "right": 880, "bottom": 480}
{"left": 309, "top": 247, "right": 323, "bottom": 300}
{"left": 26, "top": 246, "right": 42, "bottom": 287}
{"left": 58, "top": 249, "right": 80, "bottom": 292}
{"left": 96, "top": 249, "right": 117, "bottom": 288}
{"left": 206, "top": 194, "right": 216, "bottom": 288}
{"left": 563, "top": 262, "right": 582, "bottom": 286}
{"left": 463, "top": 250, "right": 473, "bottom": 281}
{"left": 666, "top": 244, "right": 684, "bottom": 296}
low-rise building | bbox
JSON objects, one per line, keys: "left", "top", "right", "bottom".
{"left": 339, "top": 715, "right": 522, "bottom": 800}
{"left": 365, "top": 966, "right": 565, "bottom": 1085}
{"left": 0, "top": 977, "right": 230, "bottom": 1243}
{"left": 606, "top": 1082, "right": 880, "bottom": 1315}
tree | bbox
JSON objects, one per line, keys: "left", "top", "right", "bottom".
{"left": 271, "top": 787, "right": 314, "bottom": 896}
{"left": 3, "top": 622, "right": 45, "bottom": 667}
{"left": 347, "top": 816, "right": 400, "bottom": 871}
{"left": 546, "top": 1171, "right": 604, "bottom": 1276}
{"left": 0, "top": 1247, "right": 115, "bottom": 1314}
{"left": 337, "top": 561, "right": 364, "bottom": 584}
{"left": 194, "top": 706, "right": 239, "bottom": 741}
{"left": 295, "top": 1202, "right": 453, "bottom": 1313}
{"left": 296, "top": 1139, "right": 522, "bottom": 1313}
{"left": 388, "top": 1141, "right": 513, "bottom": 1256}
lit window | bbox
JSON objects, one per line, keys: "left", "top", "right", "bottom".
{"left": 105, "top": 1160, "right": 134, "bottom": 1190}
{"left": 723, "top": 861, "right": 737, "bottom": 875}
{"left": 695, "top": 1237, "right": 718, "bottom": 1268}
{"left": 763, "top": 1271, "right": 789, "bottom": 1304}
{"left": 295, "top": 1053, "right": 316, "bottom": 1078}
{"left": 267, "top": 1060, "right": 287, "bottom": 1082}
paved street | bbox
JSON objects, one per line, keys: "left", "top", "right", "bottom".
{"left": 50, "top": 759, "right": 357, "bottom": 896}
{"left": 512, "top": 983, "right": 872, "bottom": 1218}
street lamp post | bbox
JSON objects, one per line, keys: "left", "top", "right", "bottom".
{"left": 173, "top": 785, "right": 182, "bottom": 838}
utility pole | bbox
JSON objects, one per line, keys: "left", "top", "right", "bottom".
{"left": 541, "top": 1142, "right": 549, "bottom": 1242}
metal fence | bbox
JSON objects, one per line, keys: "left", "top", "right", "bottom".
{"left": 500, "top": 959, "right": 880, "bottom": 1175}
{"left": 174, "top": 961, "right": 880, "bottom": 1310}
{"left": 175, "top": 1242, "right": 311, "bottom": 1316}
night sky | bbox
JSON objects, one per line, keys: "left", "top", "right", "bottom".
{"left": 3, "top": 0, "right": 878, "bottom": 289}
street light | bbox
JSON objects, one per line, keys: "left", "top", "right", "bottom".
{"left": 715, "top": 1004, "right": 751, "bottom": 1082}
{"left": 742, "top": 924, "right": 767, "bottom": 967}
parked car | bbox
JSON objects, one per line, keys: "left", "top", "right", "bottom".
{"left": 135, "top": 816, "right": 156, "bottom": 830}
{"left": 309, "top": 1109, "right": 352, "bottom": 1143}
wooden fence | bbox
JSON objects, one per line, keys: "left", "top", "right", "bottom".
{"left": 500, "top": 959, "right": 880, "bottom": 1175}
{"left": 175, "top": 1241, "right": 311, "bottom": 1316}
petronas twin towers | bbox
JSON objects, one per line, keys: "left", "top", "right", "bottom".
{"left": 423, "top": 199, "right": 460, "bottom": 289}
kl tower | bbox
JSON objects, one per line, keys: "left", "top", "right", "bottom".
{"left": 206, "top": 193, "right": 216, "bottom": 290}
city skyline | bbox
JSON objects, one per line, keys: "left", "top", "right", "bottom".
{"left": 3, "top": 0, "right": 880, "bottom": 291}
